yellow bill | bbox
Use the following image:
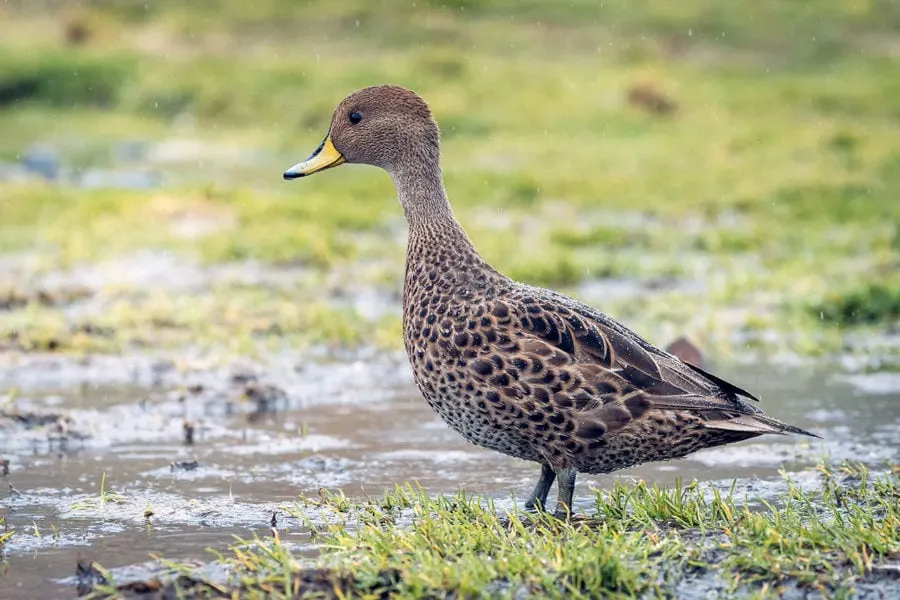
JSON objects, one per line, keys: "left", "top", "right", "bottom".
{"left": 283, "top": 135, "right": 345, "bottom": 179}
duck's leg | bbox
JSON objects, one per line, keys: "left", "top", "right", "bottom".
{"left": 524, "top": 463, "right": 556, "bottom": 512}
{"left": 553, "top": 468, "right": 577, "bottom": 519}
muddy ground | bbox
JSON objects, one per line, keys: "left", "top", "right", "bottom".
{"left": 1, "top": 343, "right": 899, "bottom": 597}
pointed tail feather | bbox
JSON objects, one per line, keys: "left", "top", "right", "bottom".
{"left": 706, "top": 414, "right": 821, "bottom": 438}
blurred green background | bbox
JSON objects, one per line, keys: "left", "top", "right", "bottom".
{"left": 0, "top": 0, "right": 898, "bottom": 359}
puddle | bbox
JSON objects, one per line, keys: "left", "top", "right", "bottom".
{"left": 0, "top": 351, "right": 898, "bottom": 598}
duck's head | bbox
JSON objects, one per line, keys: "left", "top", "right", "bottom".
{"left": 284, "top": 85, "right": 440, "bottom": 180}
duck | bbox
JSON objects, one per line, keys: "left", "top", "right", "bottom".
{"left": 284, "top": 85, "right": 817, "bottom": 517}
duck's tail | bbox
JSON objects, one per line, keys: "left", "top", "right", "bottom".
{"left": 706, "top": 414, "right": 821, "bottom": 439}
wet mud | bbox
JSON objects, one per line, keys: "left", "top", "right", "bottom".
{"left": 1, "top": 348, "right": 899, "bottom": 597}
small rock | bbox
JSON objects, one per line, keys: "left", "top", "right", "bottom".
{"left": 627, "top": 82, "right": 678, "bottom": 115}
{"left": 183, "top": 420, "right": 196, "bottom": 445}
{"left": 872, "top": 563, "right": 900, "bottom": 579}
{"left": 230, "top": 367, "right": 259, "bottom": 385}
{"left": 243, "top": 383, "right": 288, "bottom": 422}
{"left": 74, "top": 560, "right": 108, "bottom": 596}
{"left": 170, "top": 460, "right": 200, "bottom": 472}
{"left": 63, "top": 13, "right": 93, "bottom": 46}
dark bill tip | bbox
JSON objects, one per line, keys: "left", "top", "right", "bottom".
{"left": 283, "top": 135, "right": 343, "bottom": 181}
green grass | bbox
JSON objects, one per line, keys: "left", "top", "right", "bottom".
{"left": 68, "top": 473, "right": 128, "bottom": 511}
{"left": 83, "top": 461, "right": 900, "bottom": 599}
{"left": 1, "top": 280, "right": 402, "bottom": 355}
{"left": 0, "top": 0, "right": 898, "bottom": 358}
{"left": 0, "top": 50, "right": 133, "bottom": 109}
{"left": 0, "top": 516, "right": 12, "bottom": 548}
{"left": 813, "top": 280, "right": 900, "bottom": 327}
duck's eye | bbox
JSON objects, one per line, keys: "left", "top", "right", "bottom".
{"left": 349, "top": 112, "right": 362, "bottom": 125}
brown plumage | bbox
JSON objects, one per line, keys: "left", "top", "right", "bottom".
{"left": 284, "top": 85, "right": 818, "bottom": 517}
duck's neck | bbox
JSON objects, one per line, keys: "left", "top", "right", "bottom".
{"left": 391, "top": 164, "right": 499, "bottom": 303}
{"left": 392, "top": 164, "right": 471, "bottom": 249}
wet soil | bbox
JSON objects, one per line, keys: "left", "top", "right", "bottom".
{"left": 1, "top": 350, "right": 899, "bottom": 598}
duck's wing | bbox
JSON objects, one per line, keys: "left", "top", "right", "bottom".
{"left": 493, "top": 287, "right": 817, "bottom": 438}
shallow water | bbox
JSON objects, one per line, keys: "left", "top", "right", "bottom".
{"left": 1, "top": 351, "right": 899, "bottom": 598}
